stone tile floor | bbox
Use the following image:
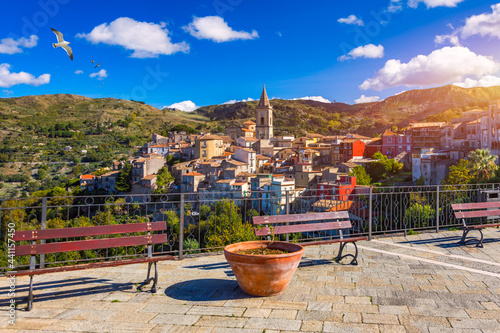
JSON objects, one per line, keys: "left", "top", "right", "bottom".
{"left": 2, "top": 229, "right": 500, "bottom": 332}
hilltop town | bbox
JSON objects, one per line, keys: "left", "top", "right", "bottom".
{"left": 77, "top": 85, "right": 500, "bottom": 210}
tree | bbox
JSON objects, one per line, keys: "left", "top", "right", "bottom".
{"left": 442, "top": 159, "right": 471, "bottom": 185}
{"left": 154, "top": 166, "right": 174, "bottom": 194}
{"left": 348, "top": 166, "right": 371, "bottom": 185}
{"left": 115, "top": 164, "right": 132, "bottom": 192}
{"left": 467, "top": 149, "right": 498, "bottom": 183}
{"left": 366, "top": 152, "right": 403, "bottom": 182}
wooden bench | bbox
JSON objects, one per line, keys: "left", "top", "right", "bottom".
{"left": 11, "top": 221, "right": 174, "bottom": 310}
{"left": 452, "top": 202, "right": 500, "bottom": 248}
{"left": 253, "top": 211, "right": 367, "bottom": 265}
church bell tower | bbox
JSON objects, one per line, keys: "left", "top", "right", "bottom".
{"left": 255, "top": 85, "right": 273, "bottom": 140}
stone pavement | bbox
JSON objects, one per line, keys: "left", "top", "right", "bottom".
{"left": 2, "top": 229, "right": 500, "bottom": 332}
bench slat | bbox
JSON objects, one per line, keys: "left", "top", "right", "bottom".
{"left": 253, "top": 211, "right": 349, "bottom": 225}
{"left": 455, "top": 210, "right": 500, "bottom": 219}
{"left": 13, "top": 221, "right": 167, "bottom": 241}
{"left": 301, "top": 236, "right": 368, "bottom": 247}
{"left": 452, "top": 202, "right": 500, "bottom": 210}
{"left": 10, "top": 254, "right": 175, "bottom": 277}
{"left": 464, "top": 223, "right": 500, "bottom": 229}
{"left": 255, "top": 221, "right": 352, "bottom": 236}
{"left": 15, "top": 234, "right": 167, "bottom": 256}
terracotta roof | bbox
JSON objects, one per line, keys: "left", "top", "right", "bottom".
{"left": 223, "top": 152, "right": 233, "bottom": 156}
{"left": 241, "top": 128, "right": 254, "bottom": 132}
{"left": 142, "top": 175, "right": 156, "bottom": 180}
{"left": 341, "top": 162, "right": 358, "bottom": 168}
{"left": 184, "top": 172, "right": 204, "bottom": 176}
{"left": 102, "top": 171, "right": 120, "bottom": 177}
{"left": 243, "top": 120, "right": 256, "bottom": 125}
{"left": 237, "top": 172, "right": 255, "bottom": 177}
{"left": 238, "top": 147, "right": 256, "bottom": 153}
{"left": 233, "top": 182, "right": 247, "bottom": 186}
{"left": 306, "top": 133, "right": 324, "bottom": 138}
{"left": 383, "top": 130, "right": 396, "bottom": 136}
{"left": 80, "top": 175, "right": 94, "bottom": 180}
{"left": 227, "top": 160, "right": 247, "bottom": 166}
{"left": 410, "top": 122, "right": 446, "bottom": 128}
{"left": 148, "top": 144, "right": 169, "bottom": 148}
{"left": 368, "top": 138, "right": 383, "bottom": 145}
{"left": 199, "top": 135, "right": 224, "bottom": 140}
{"left": 342, "top": 139, "right": 362, "bottom": 143}
{"left": 256, "top": 155, "right": 270, "bottom": 160}
{"left": 216, "top": 179, "right": 235, "bottom": 183}
{"left": 243, "top": 137, "right": 259, "bottom": 142}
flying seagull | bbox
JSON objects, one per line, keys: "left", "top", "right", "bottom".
{"left": 95, "top": 62, "right": 102, "bottom": 68}
{"left": 91, "top": 60, "right": 95, "bottom": 63}
{"left": 51, "top": 28, "right": 73, "bottom": 61}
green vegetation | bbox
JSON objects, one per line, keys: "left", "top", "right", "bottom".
{"left": 467, "top": 149, "right": 498, "bottom": 183}
{"left": 115, "top": 164, "right": 132, "bottom": 192}
{"left": 365, "top": 152, "right": 403, "bottom": 183}
{"left": 441, "top": 159, "right": 471, "bottom": 185}
{"left": 348, "top": 165, "right": 371, "bottom": 185}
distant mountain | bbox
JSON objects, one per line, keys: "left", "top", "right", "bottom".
{"left": 196, "top": 85, "right": 500, "bottom": 136}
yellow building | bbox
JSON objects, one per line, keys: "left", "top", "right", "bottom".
{"left": 195, "top": 135, "right": 224, "bottom": 160}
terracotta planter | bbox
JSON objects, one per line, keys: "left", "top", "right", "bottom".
{"left": 224, "top": 241, "right": 304, "bottom": 297}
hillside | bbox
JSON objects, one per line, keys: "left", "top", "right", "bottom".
{"left": 196, "top": 85, "right": 500, "bottom": 136}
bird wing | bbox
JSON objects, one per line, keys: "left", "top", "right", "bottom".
{"left": 91, "top": 60, "right": 95, "bottom": 63}
{"left": 95, "top": 62, "right": 102, "bottom": 68}
{"left": 62, "top": 44, "right": 73, "bottom": 61}
{"left": 51, "top": 28, "right": 65, "bottom": 43}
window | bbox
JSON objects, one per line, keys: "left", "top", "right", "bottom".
{"left": 261, "top": 117, "right": 264, "bottom": 125}
{"left": 202, "top": 141, "right": 207, "bottom": 148}
{"left": 407, "top": 146, "right": 411, "bottom": 151}
{"left": 399, "top": 146, "right": 402, "bottom": 152}
{"left": 398, "top": 137, "right": 402, "bottom": 143}
{"left": 202, "top": 150, "right": 207, "bottom": 157}
{"left": 387, "top": 137, "right": 392, "bottom": 143}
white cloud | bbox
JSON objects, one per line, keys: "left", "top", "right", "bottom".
{"left": 355, "top": 95, "right": 380, "bottom": 104}
{"left": 183, "top": 16, "right": 258, "bottom": 42}
{"left": 0, "top": 35, "right": 38, "bottom": 54}
{"left": 222, "top": 97, "right": 254, "bottom": 105}
{"left": 408, "top": 0, "right": 464, "bottom": 9}
{"left": 339, "top": 44, "right": 384, "bottom": 61}
{"left": 290, "top": 96, "right": 332, "bottom": 103}
{"left": 453, "top": 75, "right": 500, "bottom": 88}
{"left": 165, "top": 100, "right": 198, "bottom": 112}
{"left": 89, "top": 69, "right": 107, "bottom": 80}
{"left": 76, "top": 17, "right": 190, "bottom": 58}
{"left": 462, "top": 4, "right": 500, "bottom": 39}
{"left": 434, "top": 33, "right": 460, "bottom": 46}
{"left": 360, "top": 46, "right": 500, "bottom": 91}
{"left": 75, "top": 70, "right": 83, "bottom": 74}
{"left": 0, "top": 63, "right": 50, "bottom": 88}
{"left": 2, "top": 89, "right": 13, "bottom": 95}
{"left": 388, "top": 0, "right": 403, "bottom": 13}
{"left": 337, "top": 15, "right": 364, "bottom": 26}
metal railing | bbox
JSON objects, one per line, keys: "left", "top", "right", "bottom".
{"left": 1, "top": 183, "right": 499, "bottom": 272}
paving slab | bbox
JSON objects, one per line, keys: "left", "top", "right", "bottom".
{"left": 4, "top": 230, "right": 500, "bottom": 332}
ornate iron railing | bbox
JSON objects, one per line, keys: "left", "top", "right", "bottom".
{"left": 1, "top": 183, "right": 499, "bottom": 272}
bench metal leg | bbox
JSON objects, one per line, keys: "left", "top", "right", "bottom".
{"left": 27, "top": 275, "right": 34, "bottom": 311}
{"left": 458, "top": 228, "right": 484, "bottom": 248}
{"left": 335, "top": 241, "right": 359, "bottom": 266}
{"left": 138, "top": 262, "right": 158, "bottom": 293}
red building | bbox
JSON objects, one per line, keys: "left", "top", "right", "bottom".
{"left": 381, "top": 130, "right": 412, "bottom": 158}
{"left": 316, "top": 175, "right": 357, "bottom": 201}
{"left": 365, "top": 138, "right": 382, "bottom": 158}
{"left": 340, "top": 139, "right": 365, "bottom": 163}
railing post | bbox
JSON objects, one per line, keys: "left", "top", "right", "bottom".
{"left": 285, "top": 190, "right": 290, "bottom": 242}
{"left": 179, "top": 194, "right": 185, "bottom": 260}
{"left": 40, "top": 197, "right": 47, "bottom": 269}
{"left": 436, "top": 185, "right": 440, "bottom": 233}
{"left": 368, "top": 186, "right": 373, "bottom": 241}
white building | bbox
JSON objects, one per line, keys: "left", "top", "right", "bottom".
{"left": 234, "top": 147, "right": 257, "bottom": 174}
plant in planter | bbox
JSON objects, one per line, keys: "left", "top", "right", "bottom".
{"left": 224, "top": 221, "right": 304, "bottom": 297}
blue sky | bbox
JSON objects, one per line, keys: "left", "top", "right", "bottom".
{"left": 1, "top": 0, "right": 500, "bottom": 110}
